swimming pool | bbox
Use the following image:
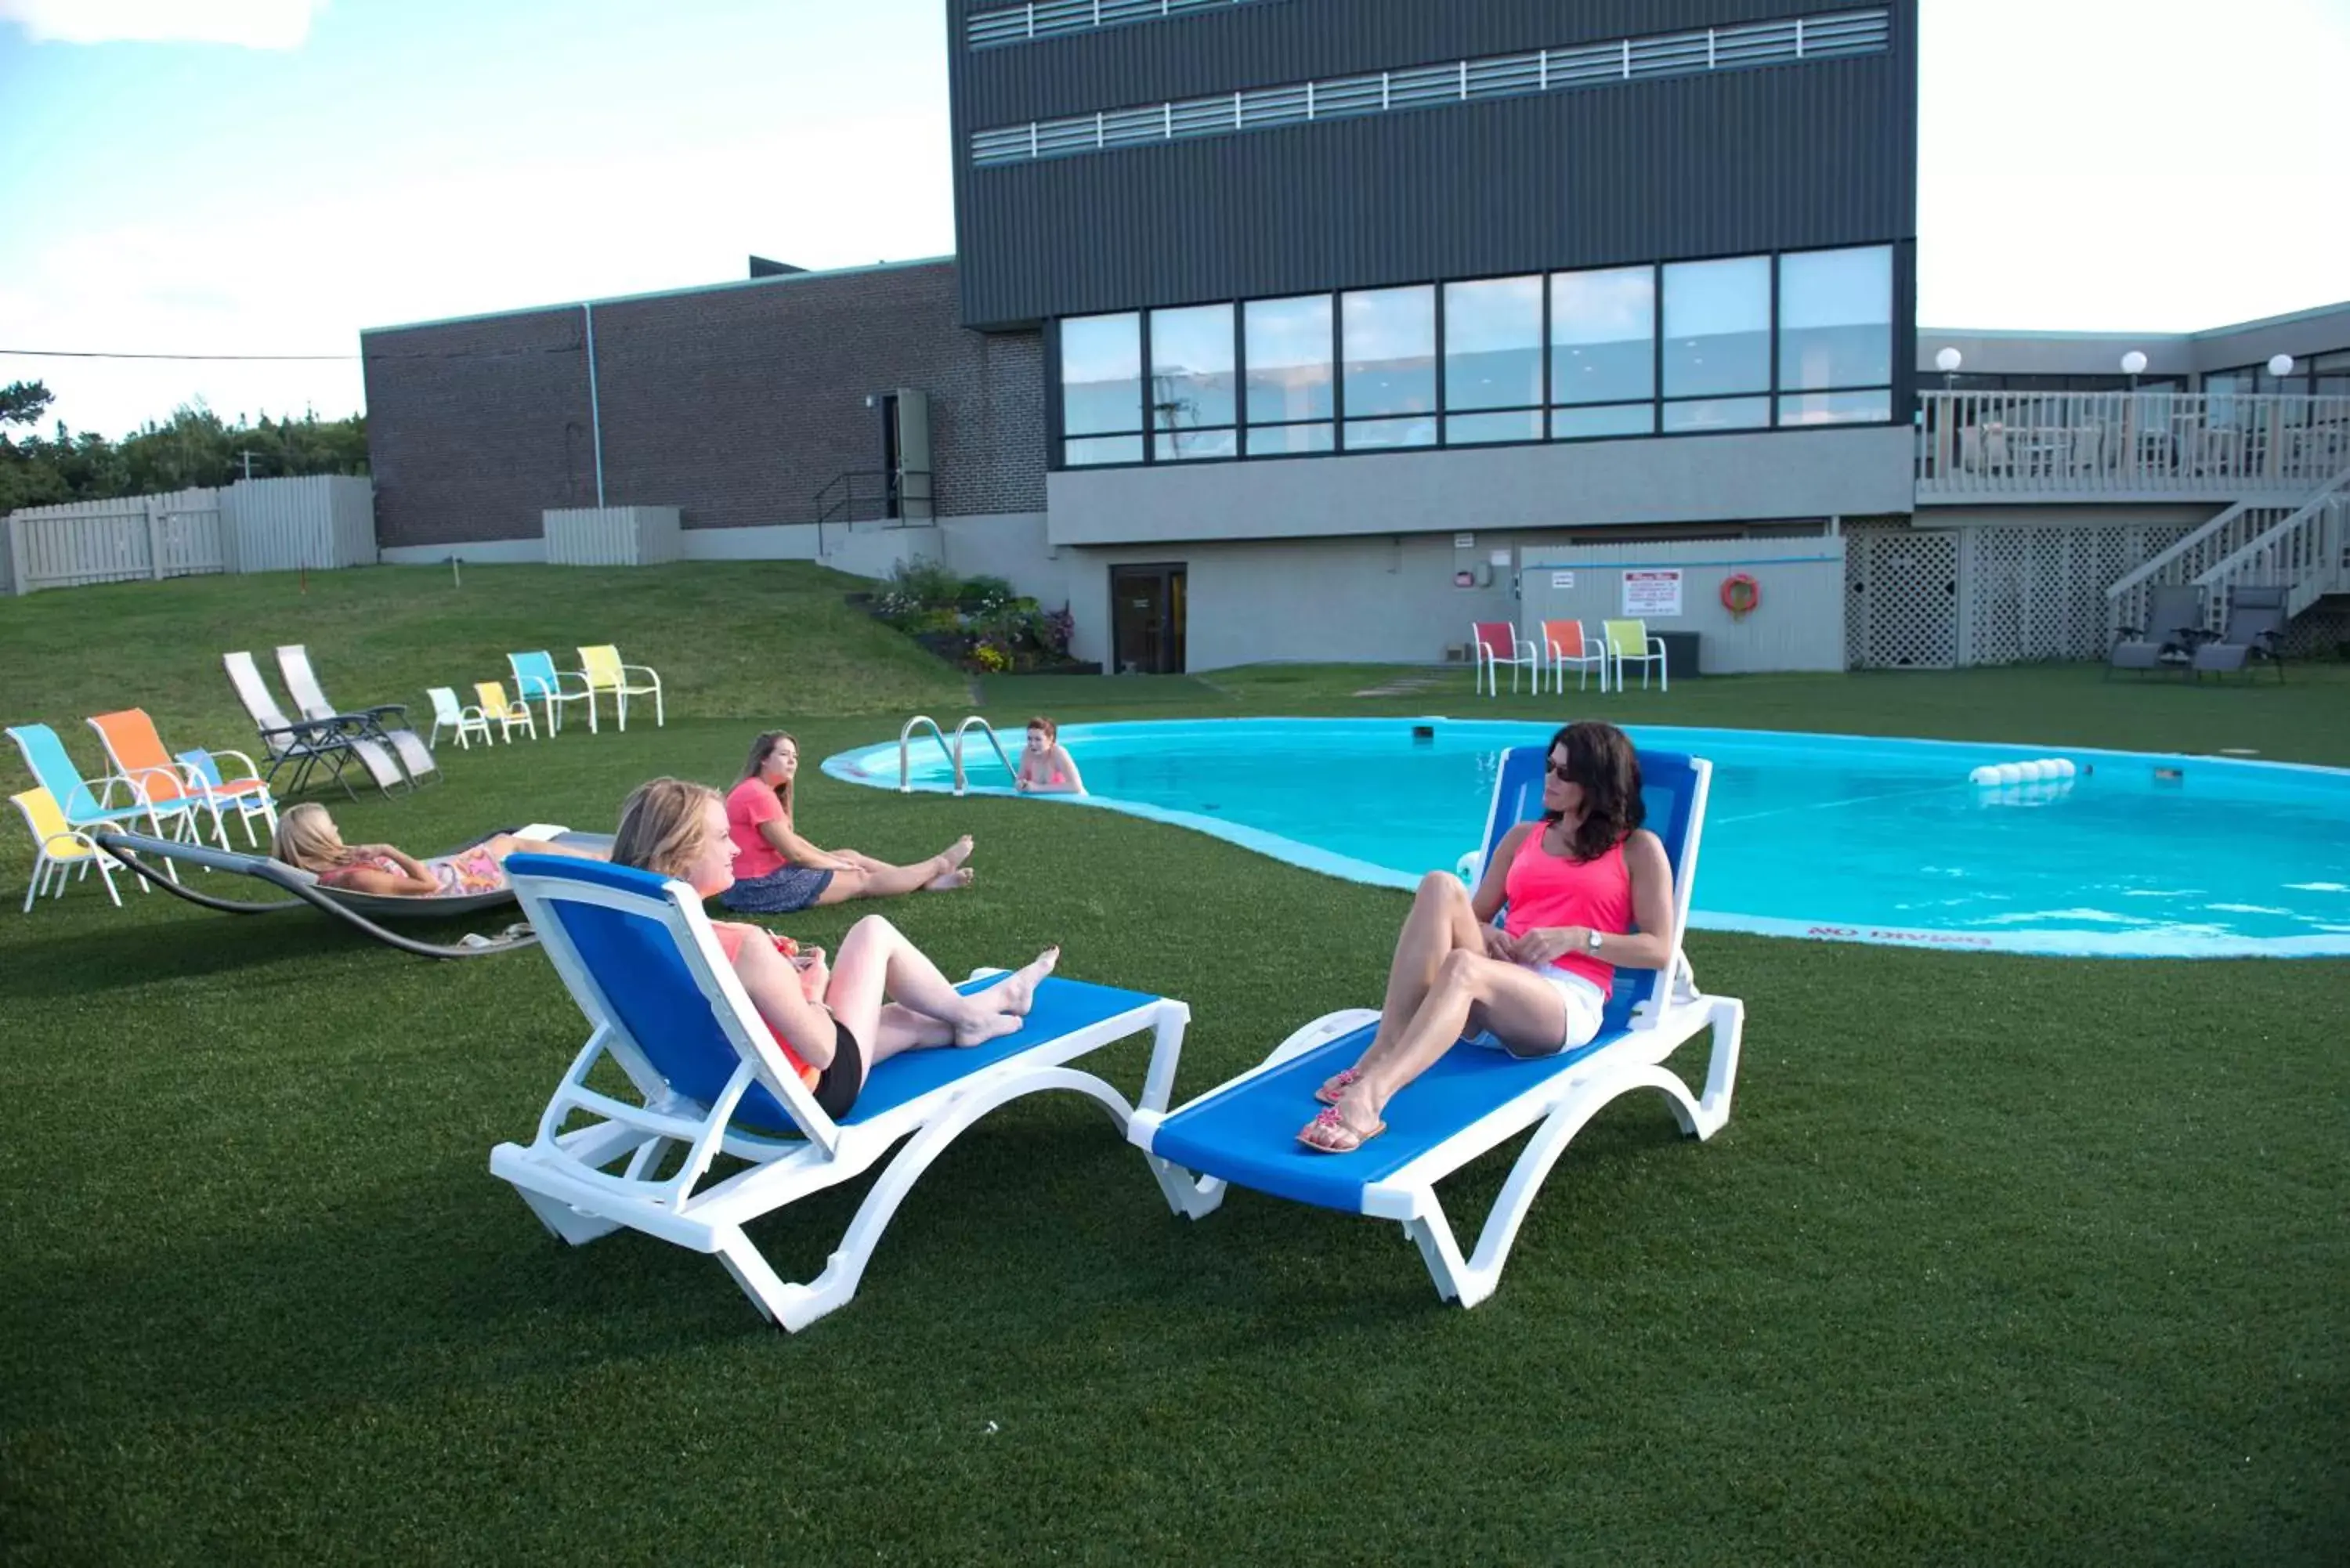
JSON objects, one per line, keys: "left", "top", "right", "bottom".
{"left": 824, "top": 718, "right": 2350, "bottom": 958}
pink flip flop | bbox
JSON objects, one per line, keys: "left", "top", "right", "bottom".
{"left": 1297, "top": 1106, "right": 1386, "bottom": 1154}
{"left": 1313, "top": 1067, "right": 1361, "bottom": 1107}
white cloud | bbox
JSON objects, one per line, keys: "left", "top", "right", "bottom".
{"left": 0, "top": 0, "right": 326, "bottom": 49}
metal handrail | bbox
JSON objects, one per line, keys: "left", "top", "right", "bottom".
{"left": 953, "top": 717, "right": 1018, "bottom": 789}
{"left": 896, "top": 714, "right": 1020, "bottom": 797}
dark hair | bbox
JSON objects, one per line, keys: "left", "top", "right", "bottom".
{"left": 1025, "top": 715, "right": 1057, "bottom": 741}
{"left": 737, "top": 729, "right": 797, "bottom": 819}
{"left": 1543, "top": 721, "right": 1643, "bottom": 861}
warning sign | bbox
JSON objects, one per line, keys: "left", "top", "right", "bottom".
{"left": 1621, "top": 569, "right": 1683, "bottom": 618}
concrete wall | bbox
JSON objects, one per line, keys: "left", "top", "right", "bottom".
{"left": 1519, "top": 537, "right": 1846, "bottom": 674}
{"left": 1044, "top": 425, "right": 1914, "bottom": 547}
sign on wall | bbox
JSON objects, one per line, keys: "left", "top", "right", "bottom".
{"left": 1550, "top": 571, "right": 1574, "bottom": 588}
{"left": 1622, "top": 569, "right": 1683, "bottom": 617}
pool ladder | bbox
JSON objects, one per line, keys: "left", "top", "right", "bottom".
{"left": 897, "top": 714, "right": 1017, "bottom": 795}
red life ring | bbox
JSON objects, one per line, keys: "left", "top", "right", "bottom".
{"left": 1720, "top": 572, "right": 1761, "bottom": 620}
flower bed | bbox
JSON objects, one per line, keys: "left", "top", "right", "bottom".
{"left": 863, "top": 560, "right": 1090, "bottom": 675}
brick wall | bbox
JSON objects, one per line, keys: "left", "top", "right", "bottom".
{"left": 363, "top": 260, "right": 1047, "bottom": 549}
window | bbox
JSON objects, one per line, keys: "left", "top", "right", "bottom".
{"left": 1243, "top": 294, "right": 1333, "bottom": 454}
{"left": 1342, "top": 285, "right": 1436, "bottom": 450}
{"left": 1777, "top": 245, "right": 1890, "bottom": 425}
{"left": 1550, "top": 265, "right": 1654, "bottom": 439}
{"left": 1443, "top": 276, "right": 1542, "bottom": 444}
{"left": 1149, "top": 303, "right": 1236, "bottom": 461}
{"left": 1060, "top": 313, "right": 1144, "bottom": 466}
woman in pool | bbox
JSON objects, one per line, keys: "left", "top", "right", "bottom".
{"left": 615, "top": 777, "right": 1059, "bottom": 1118}
{"left": 721, "top": 730, "right": 974, "bottom": 915}
{"left": 270, "top": 802, "right": 604, "bottom": 897}
{"left": 1012, "top": 715, "right": 1086, "bottom": 795}
{"left": 1299, "top": 720, "right": 1676, "bottom": 1154}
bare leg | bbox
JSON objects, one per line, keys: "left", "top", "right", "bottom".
{"left": 485, "top": 833, "right": 605, "bottom": 862}
{"left": 1320, "top": 872, "right": 1485, "bottom": 1098}
{"left": 812, "top": 853, "right": 968, "bottom": 905}
{"left": 821, "top": 914, "right": 1002, "bottom": 1046}
{"left": 977, "top": 946, "right": 1058, "bottom": 1017}
{"left": 1313, "top": 950, "right": 1568, "bottom": 1143}
{"left": 869, "top": 1003, "right": 953, "bottom": 1062}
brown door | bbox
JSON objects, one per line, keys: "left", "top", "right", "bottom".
{"left": 1111, "top": 563, "right": 1188, "bottom": 674}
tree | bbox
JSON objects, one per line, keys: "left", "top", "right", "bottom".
{"left": 0, "top": 380, "right": 53, "bottom": 428}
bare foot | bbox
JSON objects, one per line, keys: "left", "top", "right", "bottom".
{"left": 988, "top": 947, "right": 1061, "bottom": 1017}
{"left": 924, "top": 865, "right": 974, "bottom": 893}
{"left": 952, "top": 1010, "right": 1024, "bottom": 1048}
{"left": 940, "top": 835, "right": 974, "bottom": 869}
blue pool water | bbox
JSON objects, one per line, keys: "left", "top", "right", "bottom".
{"left": 824, "top": 718, "right": 2350, "bottom": 958}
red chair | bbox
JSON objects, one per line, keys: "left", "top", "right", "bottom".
{"left": 1471, "top": 621, "right": 1538, "bottom": 696}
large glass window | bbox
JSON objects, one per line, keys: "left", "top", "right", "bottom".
{"left": 1060, "top": 313, "right": 1142, "bottom": 465}
{"left": 1243, "top": 294, "right": 1332, "bottom": 455}
{"left": 1342, "top": 285, "right": 1436, "bottom": 450}
{"left": 1662, "top": 255, "right": 1770, "bottom": 430}
{"left": 1550, "top": 265, "right": 1655, "bottom": 439}
{"left": 1443, "top": 276, "right": 1542, "bottom": 444}
{"left": 1777, "top": 245, "right": 1891, "bottom": 425}
{"left": 1148, "top": 303, "right": 1236, "bottom": 461}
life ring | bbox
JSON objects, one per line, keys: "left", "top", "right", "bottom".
{"left": 1720, "top": 572, "right": 1760, "bottom": 620}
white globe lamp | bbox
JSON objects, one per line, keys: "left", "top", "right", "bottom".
{"left": 2268, "top": 353, "right": 2294, "bottom": 379}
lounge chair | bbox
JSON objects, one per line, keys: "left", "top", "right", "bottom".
{"left": 428, "top": 687, "right": 492, "bottom": 750}
{"left": 1540, "top": 618, "right": 1609, "bottom": 695}
{"left": 1126, "top": 744, "right": 1744, "bottom": 1310}
{"left": 2106, "top": 583, "right": 2207, "bottom": 678}
{"left": 89, "top": 825, "right": 608, "bottom": 959}
{"left": 175, "top": 748, "right": 280, "bottom": 850}
{"left": 577, "top": 645, "right": 664, "bottom": 731}
{"left": 12, "top": 788, "right": 136, "bottom": 912}
{"left": 277, "top": 645, "right": 439, "bottom": 786}
{"left": 86, "top": 709, "right": 273, "bottom": 854}
{"left": 5, "top": 721, "right": 197, "bottom": 863}
{"left": 2190, "top": 585, "right": 2290, "bottom": 682}
{"left": 1603, "top": 619, "right": 1669, "bottom": 692}
{"left": 474, "top": 681, "right": 538, "bottom": 742}
{"left": 222, "top": 650, "right": 389, "bottom": 797}
{"left": 1471, "top": 621, "right": 1538, "bottom": 696}
{"left": 487, "top": 854, "right": 1194, "bottom": 1330}
{"left": 508, "top": 651, "right": 598, "bottom": 735}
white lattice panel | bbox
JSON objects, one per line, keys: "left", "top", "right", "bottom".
{"left": 1958, "top": 520, "right": 2196, "bottom": 665}
{"left": 1846, "top": 526, "right": 1958, "bottom": 669}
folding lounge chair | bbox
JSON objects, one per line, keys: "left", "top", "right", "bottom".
{"left": 86, "top": 709, "right": 258, "bottom": 854}
{"left": 428, "top": 687, "right": 492, "bottom": 750}
{"left": 576, "top": 645, "right": 664, "bottom": 731}
{"left": 1603, "top": 619, "right": 1669, "bottom": 692}
{"left": 1541, "top": 619, "right": 1609, "bottom": 695}
{"left": 6, "top": 722, "right": 196, "bottom": 869}
{"left": 276, "top": 644, "right": 439, "bottom": 786}
{"left": 2106, "top": 583, "right": 2207, "bottom": 678}
{"left": 1126, "top": 745, "right": 1744, "bottom": 1310}
{"left": 12, "top": 788, "right": 136, "bottom": 912}
{"left": 474, "top": 681, "right": 538, "bottom": 742}
{"left": 222, "top": 650, "right": 379, "bottom": 797}
{"left": 1471, "top": 621, "right": 1538, "bottom": 696}
{"left": 175, "top": 748, "right": 279, "bottom": 850}
{"left": 2190, "top": 585, "right": 2289, "bottom": 682}
{"left": 90, "top": 825, "right": 608, "bottom": 959}
{"left": 508, "top": 651, "right": 597, "bottom": 735}
{"left": 487, "top": 854, "right": 1194, "bottom": 1330}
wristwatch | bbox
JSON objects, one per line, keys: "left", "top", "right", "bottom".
{"left": 1585, "top": 929, "right": 1604, "bottom": 953}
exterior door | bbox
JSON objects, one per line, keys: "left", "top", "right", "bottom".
{"left": 1111, "top": 563, "right": 1188, "bottom": 674}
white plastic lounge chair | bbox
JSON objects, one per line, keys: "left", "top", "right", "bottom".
{"left": 488, "top": 854, "right": 1194, "bottom": 1330}
{"left": 428, "top": 687, "right": 492, "bottom": 750}
{"left": 1126, "top": 744, "right": 1744, "bottom": 1310}
{"left": 508, "top": 651, "right": 598, "bottom": 735}
{"left": 277, "top": 644, "right": 436, "bottom": 786}
{"left": 222, "top": 650, "right": 385, "bottom": 797}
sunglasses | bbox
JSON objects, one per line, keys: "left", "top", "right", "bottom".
{"left": 1548, "top": 760, "right": 1577, "bottom": 782}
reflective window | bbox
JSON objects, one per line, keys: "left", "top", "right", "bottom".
{"left": 1148, "top": 302, "right": 1236, "bottom": 460}
{"left": 1061, "top": 313, "right": 1141, "bottom": 466}
{"left": 1662, "top": 396, "right": 1770, "bottom": 433}
{"left": 1443, "top": 276, "right": 1542, "bottom": 413}
{"left": 1777, "top": 246, "right": 1891, "bottom": 392}
{"left": 1343, "top": 414, "right": 1437, "bottom": 450}
{"left": 1553, "top": 403, "right": 1654, "bottom": 440}
{"left": 1244, "top": 295, "right": 1334, "bottom": 425}
{"left": 1246, "top": 422, "right": 1334, "bottom": 456}
{"left": 1342, "top": 285, "right": 1436, "bottom": 422}
{"left": 1446, "top": 410, "right": 1543, "bottom": 446}
{"left": 1550, "top": 266, "right": 1655, "bottom": 406}
{"left": 1661, "top": 256, "right": 1770, "bottom": 400}
{"left": 1777, "top": 390, "right": 1890, "bottom": 426}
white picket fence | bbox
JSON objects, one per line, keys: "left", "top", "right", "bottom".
{"left": 2, "top": 475, "right": 377, "bottom": 594}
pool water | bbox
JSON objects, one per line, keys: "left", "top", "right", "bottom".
{"left": 825, "top": 718, "right": 2350, "bottom": 958}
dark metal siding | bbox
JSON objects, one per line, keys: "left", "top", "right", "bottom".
{"left": 949, "top": 0, "right": 1917, "bottom": 331}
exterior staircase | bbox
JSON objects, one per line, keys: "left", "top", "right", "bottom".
{"left": 2106, "top": 464, "right": 2350, "bottom": 639}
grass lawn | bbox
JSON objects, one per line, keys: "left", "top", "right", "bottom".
{"left": 2, "top": 566, "right": 2346, "bottom": 1565}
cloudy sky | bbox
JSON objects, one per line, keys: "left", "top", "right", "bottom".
{"left": 2, "top": 0, "right": 2345, "bottom": 439}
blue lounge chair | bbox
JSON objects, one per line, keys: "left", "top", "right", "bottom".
{"left": 1127, "top": 745, "right": 1744, "bottom": 1310}
{"left": 487, "top": 854, "right": 1194, "bottom": 1330}
{"left": 507, "top": 651, "right": 598, "bottom": 735}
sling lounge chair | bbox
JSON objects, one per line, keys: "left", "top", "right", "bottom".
{"left": 2190, "top": 585, "right": 2289, "bottom": 682}
{"left": 508, "top": 651, "right": 597, "bottom": 735}
{"left": 1126, "top": 744, "right": 1744, "bottom": 1310}
{"left": 576, "top": 645, "right": 664, "bottom": 731}
{"left": 6, "top": 722, "right": 196, "bottom": 868}
{"left": 13, "top": 788, "right": 136, "bottom": 912}
{"left": 474, "top": 681, "right": 538, "bottom": 742}
{"left": 277, "top": 644, "right": 439, "bottom": 786}
{"left": 175, "top": 748, "right": 279, "bottom": 850}
{"left": 2106, "top": 583, "right": 2207, "bottom": 677}
{"left": 224, "top": 651, "right": 403, "bottom": 797}
{"left": 86, "top": 709, "right": 265, "bottom": 853}
{"left": 1540, "top": 619, "right": 1609, "bottom": 695}
{"left": 487, "top": 854, "right": 1193, "bottom": 1330}
{"left": 428, "top": 687, "right": 492, "bottom": 750}
{"left": 1603, "top": 619, "right": 1669, "bottom": 692}
{"left": 1471, "top": 621, "right": 1538, "bottom": 697}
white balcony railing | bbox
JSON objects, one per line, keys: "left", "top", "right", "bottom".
{"left": 1916, "top": 392, "right": 2350, "bottom": 498}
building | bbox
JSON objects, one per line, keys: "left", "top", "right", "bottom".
{"left": 360, "top": 0, "right": 2350, "bottom": 672}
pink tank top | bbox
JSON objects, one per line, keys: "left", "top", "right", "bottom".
{"left": 1502, "top": 824, "right": 1633, "bottom": 997}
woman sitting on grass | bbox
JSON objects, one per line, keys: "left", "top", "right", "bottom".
{"left": 1012, "top": 715, "right": 1086, "bottom": 795}
{"left": 720, "top": 730, "right": 974, "bottom": 916}
{"left": 1299, "top": 721, "right": 1674, "bottom": 1154}
{"left": 269, "top": 802, "right": 604, "bottom": 897}
{"left": 615, "top": 777, "right": 1059, "bottom": 1119}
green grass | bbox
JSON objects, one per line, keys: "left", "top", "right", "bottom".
{"left": 2, "top": 569, "right": 2346, "bottom": 1565}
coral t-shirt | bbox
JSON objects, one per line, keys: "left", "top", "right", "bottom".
{"left": 712, "top": 922, "right": 820, "bottom": 1088}
{"left": 725, "top": 776, "right": 789, "bottom": 880}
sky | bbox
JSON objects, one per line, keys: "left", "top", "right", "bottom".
{"left": 2, "top": 0, "right": 2346, "bottom": 439}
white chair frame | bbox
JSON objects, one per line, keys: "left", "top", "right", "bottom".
{"left": 1471, "top": 622, "right": 1541, "bottom": 696}
{"left": 428, "top": 688, "right": 493, "bottom": 750}
{"left": 1542, "top": 621, "right": 1611, "bottom": 694}
{"left": 19, "top": 823, "right": 133, "bottom": 912}
{"left": 178, "top": 748, "right": 279, "bottom": 851}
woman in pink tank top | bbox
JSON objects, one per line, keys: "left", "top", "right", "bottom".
{"left": 1300, "top": 721, "right": 1679, "bottom": 1154}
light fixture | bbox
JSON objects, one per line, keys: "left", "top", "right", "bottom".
{"left": 1935, "top": 346, "right": 1961, "bottom": 390}
{"left": 2267, "top": 353, "right": 2294, "bottom": 379}
{"left": 2120, "top": 351, "right": 2148, "bottom": 376}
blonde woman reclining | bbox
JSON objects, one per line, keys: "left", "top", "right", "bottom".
{"left": 270, "top": 802, "right": 603, "bottom": 896}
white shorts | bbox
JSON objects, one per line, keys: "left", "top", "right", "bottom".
{"left": 1460, "top": 964, "right": 1607, "bottom": 1058}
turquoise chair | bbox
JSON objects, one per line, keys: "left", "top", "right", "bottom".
{"left": 507, "top": 651, "right": 598, "bottom": 735}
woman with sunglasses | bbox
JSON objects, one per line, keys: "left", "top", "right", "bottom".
{"left": 1298, "top": 720, "right": 1676, "bottom": 1154}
